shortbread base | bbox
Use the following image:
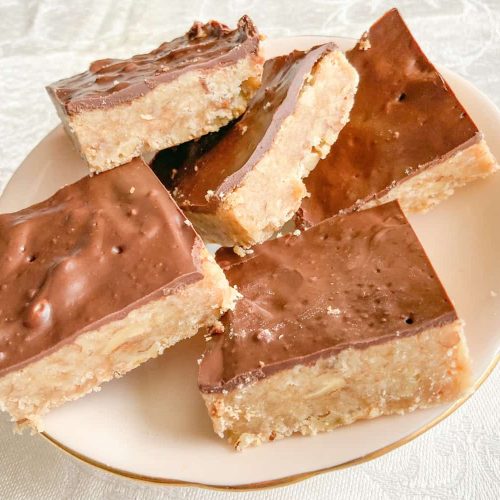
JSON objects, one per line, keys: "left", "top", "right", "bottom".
{"left": 51, "top": 54, "right": 262, "bottom": 173}
{"left": 184, "top": 49, "right": 359, "bottom": 247}
{"left": 360, "top": 139, "right": 498, "bottom": 214}
{"left": 202, "top": 320, "right": 471, "bottom": 450}
{"left": 0, "top": 251, "right": 236, "bottom": 431}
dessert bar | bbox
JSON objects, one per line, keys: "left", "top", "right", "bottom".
{"left": 0, "top": 159, "right": 235, "bottom": 430}
{"left": 300, "top": 9, "right": 498, "bottom": 226}
{"left": 47, "top": 16, "right": 263, "bottom": 173}
{"left": 199, "top": 201, "right": 471, "bottom": 449}
{"left": 153, "top": 43, "right": 358, "bottom": 246}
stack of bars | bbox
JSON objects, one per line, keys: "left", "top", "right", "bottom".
{"left": 0, "top": 8, "right": 497, "bottom": 450}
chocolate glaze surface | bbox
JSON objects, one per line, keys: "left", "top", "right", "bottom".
{"left": 153, "top": 43, "right": 338, "bottom": 213}
{"left": 0, "top": 159, "right": 203, "bottom": 377}
{"left": 46, "top": 16, "right": 259, "bottom": 115}
{"left": 300, "top": 8, "right": 480, "bottom": 226}
{"left": 151, "top": 120, "right": 235, "bottom": 190}
{"left": 199, "top": 202, "right": 457, "bottom": 393}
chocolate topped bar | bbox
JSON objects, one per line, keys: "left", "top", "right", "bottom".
{"left": 0, "top": 158, "right": 203, "bottom": 377}
{"left": 300, "top": 8, "right": 482, "bottom": 225}
{"left": 154, "top": 43, "right": 340, "bottom": 212}
{"left": 199, "top": 201, "right": 457, "bottom": 393}
{"left": 47, "top": 16, "right": 259, "bottom": 115}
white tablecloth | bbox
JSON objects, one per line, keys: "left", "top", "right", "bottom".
{"left": 1, "top": 1, "right": 499, "bottom": 498}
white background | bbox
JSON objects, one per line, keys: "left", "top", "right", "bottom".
{"left": 0, "top": 0, "right": 499, "bottom": 498}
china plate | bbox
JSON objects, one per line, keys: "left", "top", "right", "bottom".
{"left": 1, "top": 36, "right": 499, "bottom": 490}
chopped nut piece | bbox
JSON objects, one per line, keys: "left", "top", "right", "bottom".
{"left": 233, "top": 245, "right": 246, "bottom": 258}
{"left": 327, "top": 306, "right": 341, "bottom": 316}
{"left": 129, "top": 186, "right": 136, "bottom": 194}
{"left": 359, "top": 35, "right": 371, "bottom": 51}
{"left": 255, "top": 329, "right": 273, "bottom": 342}
{"left": 232, "top": 245, "right": 254, "bottom": 257}
{"left": 304, "top": 375, "right": 346, "bottom": 399}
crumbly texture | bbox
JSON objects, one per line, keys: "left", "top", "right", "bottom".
{"left": 183, "top": 50, "right": 359, "bottom": 247}
{"left": 370, "top": 139, "right": 499, "bottom": 213}
{"left": 54, "top": 55, "right": 262, "bottom": 173}
{"left": 0, "top": 251, "right": 236, "bottom": 431}
{"left": 202, "top": 320, "right": 471, "bottom": 450}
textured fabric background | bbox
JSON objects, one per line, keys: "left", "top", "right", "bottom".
{"left": 0, "top": 1, "right": 499, "bottom": 498}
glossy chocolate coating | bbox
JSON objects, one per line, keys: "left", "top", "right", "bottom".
{"left": 0, "top": 159, "right": 203, "bottom": 376}
{"left": 46, "top": 16, "right": 259, "bottom": 115}
{"left": 199, "top": 202, "right": 457, "bottom": 393}
{"left": 153, "top": 43, "right": 338, "bottom": 212}
{"left": 300, "top": 8, "right": 480, "bottom": 225}
{"left": 151, "top": 120, "right": 236, "bottom": 190}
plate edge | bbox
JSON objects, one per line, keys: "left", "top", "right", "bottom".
{"left": 40, "top": 352, "right": 499, "bottom": 491}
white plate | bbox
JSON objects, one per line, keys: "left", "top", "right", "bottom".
{"left": 1, "top": 36, "right": 499, "bottom": 490}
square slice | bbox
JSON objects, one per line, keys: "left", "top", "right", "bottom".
{"left": 199, "top": 202, "right": 471, "bottom": 449}
{"left": 152, "top": 43, "right": 358, "bottom": 247}
{"left": 299, "top": 8, "right": 498, "bottom": 226}
{"left": 0, "top": 158, "right": 236, "bottom": 430}
{"left": 46, "top": 16, "right": 263, "bottom": 173}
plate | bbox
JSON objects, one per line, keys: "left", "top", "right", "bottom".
{"left": 1, "top": 36, "right": 499, "bottom": 490}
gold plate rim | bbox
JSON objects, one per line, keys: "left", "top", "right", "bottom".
{"left": 41, "top": 354, "right": 498, "bottom": 492}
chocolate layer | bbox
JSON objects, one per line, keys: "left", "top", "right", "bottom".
{"left": 153, "top": 43, "right": 339, "bottom": 212}
{"left": 46, "top": 16, "right": 259, "bottom": 115}
{"left": 199, "top": 201, "right": 457, "bottom": 393}
{"left": 300, "top": 8, "right": 480, "bottom": 225}
{"left": 0, "top": 159, "right": 203, "bottom": 377}
{"left": 151, "top": 120, "right": 236, "bottom": 189}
